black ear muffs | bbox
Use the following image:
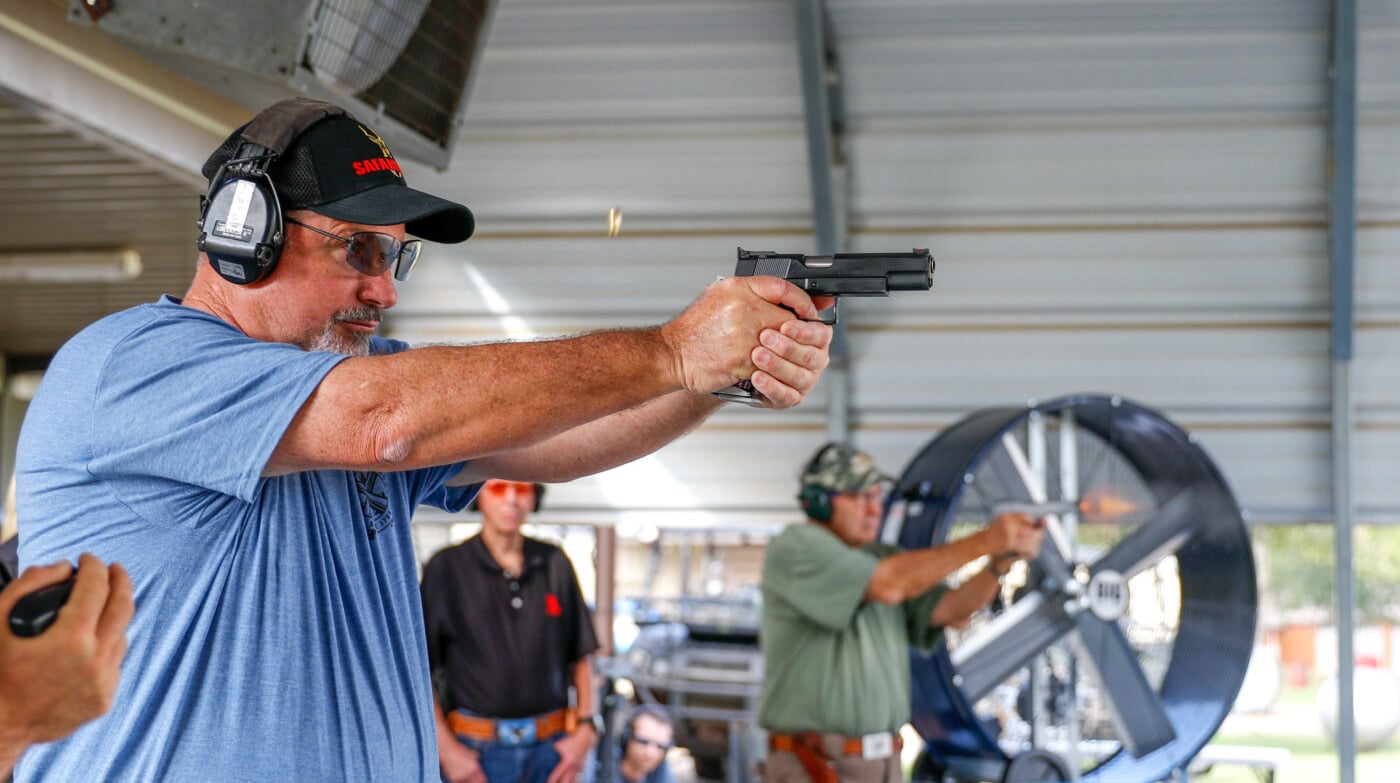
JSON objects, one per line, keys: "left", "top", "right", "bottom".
{"left": 198, "top": 158, "right": 283, "bottom": 284}
{"left": 197, "top": 100, "right": 346, "bottom": 284}
{"left": 798, "top": 483, "right": 832, "bottom": 523}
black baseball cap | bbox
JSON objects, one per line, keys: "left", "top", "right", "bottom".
{"left": 202, "top": 101, "right": 474, "bottom": 244}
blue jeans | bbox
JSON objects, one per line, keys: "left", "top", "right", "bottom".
{"left": 447, "top": 709, "right": 599, "bottom": 783}
{"left": 456, "top": 733, "right": 564, "bottom": 783}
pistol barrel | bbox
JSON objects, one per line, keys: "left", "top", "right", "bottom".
{"left": 888, "top": 267, "right": 933, "bottom": 291}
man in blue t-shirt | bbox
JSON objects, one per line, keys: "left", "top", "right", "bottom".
{"left": 14, "top": 98, "right": 834, "bottom": 782}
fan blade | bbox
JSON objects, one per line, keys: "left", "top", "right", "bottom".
{"left": 949, "top": 501, "right": 1080, "bottom": 703}
{"left": 1092, "top": 488, "right": 1197, "bottom": 579}
{"left": 949, "top": 593, "right": 1074, "bottom": 702}
{"left": 1071, "top": 614, "right": 1176, "bottom": 757}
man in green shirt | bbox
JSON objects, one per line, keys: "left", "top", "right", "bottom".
{"left": 758, "top": 443, "right": 1044, "bottom": 783}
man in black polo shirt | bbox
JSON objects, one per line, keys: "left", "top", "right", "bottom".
{"left": 423, "top": 480, "right": 600, "bottom": 783}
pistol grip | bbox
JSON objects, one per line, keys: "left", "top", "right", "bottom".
{"left": 8, "top": 573, "right": 76, "bottom": 638}
{"left": 713, "top": 380, "right": 768, "bottom": 407}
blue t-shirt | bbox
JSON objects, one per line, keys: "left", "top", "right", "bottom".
{"left": 15, "top": 297, "right": 474, "bottom": 782}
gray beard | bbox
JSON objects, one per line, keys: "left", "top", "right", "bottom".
{"left": 303, "top": 306, "right": 381, "bottom": 356}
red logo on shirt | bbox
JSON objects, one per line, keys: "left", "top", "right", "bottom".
{"left": 545, "top": 594, "right": 562, "bottom": 617}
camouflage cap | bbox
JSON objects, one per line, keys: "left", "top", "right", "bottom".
{"left": 799, "top": 442, "right": 892, "bottom": 493}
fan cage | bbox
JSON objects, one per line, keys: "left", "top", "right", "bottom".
{"left": 889, "top": 394, "right": 1257, "bottom": 782}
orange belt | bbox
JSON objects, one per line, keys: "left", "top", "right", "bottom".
{"left": 448, "top": 708, "right": 574, "bottom": 742}
{"left": 770, "top": 731, "right": 904, "bottom": 758}
{"left": 769, "top": 730, "right": 904, "bottom": 783}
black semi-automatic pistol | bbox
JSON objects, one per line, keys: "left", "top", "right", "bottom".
{"left": 717, "top": 247, "right": 936, "bottom": 405}
{"left": 733, "top": 247, "right": 934, "bottom": 326}
{"left": 8, "top": 573, "right": 76, "bottom": 638}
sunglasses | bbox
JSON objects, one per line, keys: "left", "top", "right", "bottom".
{"left": 631, "top": 737, "right": 674, "bottom": 751}
{"left": 286, "top": 217, "right": 423, "bottom": 281}
{"left": 483, "top": 481, "right": 536, "bottom": 499}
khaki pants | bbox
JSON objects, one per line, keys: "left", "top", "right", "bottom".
{"left": 764, "top": 733, "right": 903, "bottom": 783}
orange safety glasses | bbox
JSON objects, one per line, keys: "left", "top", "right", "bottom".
{"left": 483, "top": 480, "right": 536, "bottom": 499}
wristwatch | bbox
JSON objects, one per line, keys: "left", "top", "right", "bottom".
{"left": 578, "top": 714, "right": 604, "bottom": 735}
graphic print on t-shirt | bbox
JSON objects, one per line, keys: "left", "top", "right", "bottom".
{"left": 355, "top": 471, "right": 393, "bottom": 538}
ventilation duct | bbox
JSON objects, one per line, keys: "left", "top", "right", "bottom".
{"left": 69, "top": 0, "right": 494, "bottom": 169}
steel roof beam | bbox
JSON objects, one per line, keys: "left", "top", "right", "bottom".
{"left": 794, "top": 0, "right": 851, "bottom": 441}
{"left": 1326, "top": 0, "right": 1358, "bottom": 779}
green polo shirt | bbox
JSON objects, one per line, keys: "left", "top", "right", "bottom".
{"left": 757, "top": 523, "right": 947, "bottom": 736}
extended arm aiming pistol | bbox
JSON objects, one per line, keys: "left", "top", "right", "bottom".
{"left": 716, "top": 247, "right": 936, "bottom": 405}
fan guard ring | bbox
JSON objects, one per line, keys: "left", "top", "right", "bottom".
{"left": 885, "top": 394, "right": 1257, "bottom": 782}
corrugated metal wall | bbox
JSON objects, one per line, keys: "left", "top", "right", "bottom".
{"left": 386, "top": 0, "right": 1400, "bottom": 538}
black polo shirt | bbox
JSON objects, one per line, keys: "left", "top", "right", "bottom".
{"left": 422, "top": 535, "right": 599, "bottom": 719}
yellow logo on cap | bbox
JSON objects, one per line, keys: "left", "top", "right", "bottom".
{"left": 357, "top": 125, "right": 402, "bottom": 179}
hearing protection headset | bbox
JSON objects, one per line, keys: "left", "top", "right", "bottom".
{"left": 196, "top": 99, "right": 346, "bottom": 285}
{"left": 620, "top": 704, "right": 673, "bottom": 749}
{"left": 798, "top": 483, "right": 833, "bottom": 523}
{"left": 797, "top": 443, "right": 840, "bottom": 523}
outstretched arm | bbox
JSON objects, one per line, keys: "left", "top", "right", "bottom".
{"left": 453, "top": 391, "right": 717, "bottom": 485}
{"left": 928, "top": 556, "right": 1017, "bottom": 629}
{"left": 454, "top": 302, "right": 832, "bottom": 486}
{"left": 865, "top": 514, "right": 1043, "bottom": 605}
{"left": 268, "top": 277, "right": 832, "bottom": 478}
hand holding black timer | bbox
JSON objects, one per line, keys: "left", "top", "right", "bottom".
{"left": 8, "top": 572, "right": 77, "bottom": 637}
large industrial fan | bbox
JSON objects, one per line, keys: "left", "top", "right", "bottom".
{"left": 883, "top": 395, "right": 1257, "bottom": 783}
{"left": 69, "top": 0, "right": 493, "bottom": 168}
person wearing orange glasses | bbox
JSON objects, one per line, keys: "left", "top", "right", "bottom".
{"left": 14, "top": 98, "right": 832, "bottom": 783}
{"left": 757, "top": 443, "right": 1044, "bottom": 783}
{"left": 422, "top": 479, "right": 600, "bottom": 783}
